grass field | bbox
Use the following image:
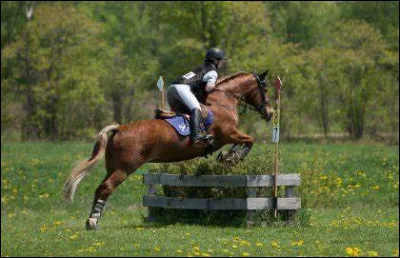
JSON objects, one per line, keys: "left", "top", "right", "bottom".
{"left": 1, "top": 141, "right": 399, "bottom": 257}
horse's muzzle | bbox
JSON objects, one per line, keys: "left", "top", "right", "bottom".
{"left": 264, "top": 107, "right": 274, "bottom": 121}
{"left": 264, "top": 113, "right": 273, "bottom": 122}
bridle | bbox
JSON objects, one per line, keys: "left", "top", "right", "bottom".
{"left": 252, "top": 72, "right": 270, "bottom": 120}
{"left": 210, "top": 72, "right": 270, "bottom": 120}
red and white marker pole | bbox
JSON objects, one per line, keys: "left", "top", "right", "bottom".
{"left": 272, "top": 77, "right": 282, "bottom": 218}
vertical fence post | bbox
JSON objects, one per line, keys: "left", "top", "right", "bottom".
{"left": 283, "top": 186, "right": 296, "bottom": 222}
{"left": 246, "top": 188, "right": 257, "bottom": 227}
{"left": 146, "top": 184, "right": 157, "bottom": 222}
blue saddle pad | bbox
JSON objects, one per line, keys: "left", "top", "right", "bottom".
{"left": 165, "top": 110, "right": 214, "bottom": 136}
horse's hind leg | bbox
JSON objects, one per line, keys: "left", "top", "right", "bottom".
{"left": 86, "top": 168, "right": 129, "bottom": 230}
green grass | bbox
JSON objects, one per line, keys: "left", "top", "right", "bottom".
{"left": 1, "top": 142, "right": 399, "bottom": 257}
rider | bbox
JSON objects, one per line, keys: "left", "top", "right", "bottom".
{"left": 167, "top": 47, "right": 228, "bottom": 143}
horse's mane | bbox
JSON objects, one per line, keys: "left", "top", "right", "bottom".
{"left": 216, "top": 71, "right": 249, "bottom": 86}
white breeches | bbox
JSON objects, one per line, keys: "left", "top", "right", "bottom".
{"left": 167, "top": 84, "right": 201, "bottom": 111}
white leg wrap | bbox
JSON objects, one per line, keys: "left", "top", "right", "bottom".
{"left": 90, "top": 199, "right": 106, "bottom": 218}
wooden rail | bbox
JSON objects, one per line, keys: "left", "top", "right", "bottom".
{"left": 143, "top": 173, "right": 301, "bottom": 226}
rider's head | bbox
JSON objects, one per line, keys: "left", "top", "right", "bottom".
{"left": 205, "top": 47, "right": 228, "bottom": 69}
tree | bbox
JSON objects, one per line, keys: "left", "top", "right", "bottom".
{"left": 77, "top": 1, "right": 161, "bottom": 124}
{"left": 332, "top": 20, "right": 394, "bottom": 140}
{"left": 339, "top": 1, "right": 399, "bottom": 50}
{"left": 2, "top": 2, "right": 107, "bottom": 140}
{"left": 265, "top": 1, "right": 340, "bottom": 49}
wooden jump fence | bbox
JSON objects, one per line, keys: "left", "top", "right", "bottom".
{"left": 143, "top": 173, "right": 301, "bottom": 226}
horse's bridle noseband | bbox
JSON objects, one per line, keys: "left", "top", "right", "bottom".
{"left": 252, "top": 72, "right": 270, "bottom": 121}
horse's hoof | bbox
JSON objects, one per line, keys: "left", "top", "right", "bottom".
{"left": 216, "top": 151, "right": 226, "bottom": 163}
{"left": 85, "top": 218, "right": 98, "bottom": 230}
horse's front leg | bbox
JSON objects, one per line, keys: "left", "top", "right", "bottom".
{"left": 231, "top": 130, "right": 254, "bottom": 161}
{"left": 216, "top": 144, "right": 241, "bottom": 163}
{"left": 217, "top": 131, "right": 254, "bottom": 164}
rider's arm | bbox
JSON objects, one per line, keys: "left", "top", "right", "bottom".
{"left": 203, "top": 70, "right": 218, "bottom": 93}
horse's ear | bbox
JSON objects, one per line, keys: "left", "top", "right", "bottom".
{"left": 258, "top": 70, "right": 269, "bottom": 80}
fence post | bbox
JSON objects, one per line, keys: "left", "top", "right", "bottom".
{"left": 283, "top": 186, "right": 296, "bottom": 222}
{"left": 146, "top": 184, "right": 157, "bottom": 222}
{"left": 246, "top": 188, "right": 257, "bottom": 227}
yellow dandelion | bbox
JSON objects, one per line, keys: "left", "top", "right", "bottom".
{"left": 92, "top": 242, "right": 105, "bottom": 247}
{"left": 239, "top": 240, "right": 250, "bottom": 247}
{"left": 271, "top": 241, "right": 279, "bottom": 249}
{"left": 154, "top": 246, "right": 161, "bottom": 252}
{"left": 372, "top": 185, "right": 380, "bottom": 191}
{"left": 392, "top": 249, "right": 399, "bottom": 256}
{"left": 232, "top": 245, "right": 238, "bottom": 249}
{"left": 176, "top": 249, "right": 183, "bottom": 254}
{"left": 193, "top": 246, "right": 201, "bottom": 252}
{"left": 194, "top": 251, "right": 201, "bottom": 256}
{"left": 256, "top": 242, "right": 263, "bottom": 247}
{"left": 242, "top": 252, "right": 250, "bottom": 257}
{"left": 346, "top": 247, "right": 354, "bottom": 256}
{"left": 366, "top": 251, "right": 379, "bottom": 257}
{"left": 346, "top": 247, "right": 362, "bottom": 257}
{"left": 202, "top": 253, "right": 211, "bottom": 257}
{"left": 40, "top": 225, "right": 48, "bottom": 233}
{"left": 53, "top": 221, "right": 63, "bottom": 226}
{"left": 39, "top": 193, "right": 49, "bottom": 199}
{"left": 70, "top": 233, "right": 79, "bottom": 240}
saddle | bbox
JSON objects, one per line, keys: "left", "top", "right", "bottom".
{"left": 154, "top": 103, "right": 210, "bottom": 121}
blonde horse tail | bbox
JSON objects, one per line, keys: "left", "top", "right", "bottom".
{"left": 63, "top": 124, "right": 120, "bottom": 203}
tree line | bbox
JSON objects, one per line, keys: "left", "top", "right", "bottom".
{"left": 1, "top": 1, "right": 399, "bottom": 142}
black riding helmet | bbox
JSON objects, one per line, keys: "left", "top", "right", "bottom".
{"left": 205, "top": 48, "right": 228, "bottom": 61}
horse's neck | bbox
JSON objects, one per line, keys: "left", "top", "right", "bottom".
{"left": 205, "top": 74, "right": 254, "bottom": 109}
{"left": 216, "top": 74, "right": 254, "bottom": 98}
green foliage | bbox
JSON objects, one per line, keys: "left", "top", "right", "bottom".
{"left": 0, "top": 1, "right": 398, "bottom": 142}
{"left": 1, "top": 1, "right": 30, "bottom": 50}
{"left": 266, "top": 1, "right": 340, "bottom": 49}
{"left": 331, "top": 20, "right": 396, "bottom": 140}
{"left": 1, "top": 2, "right": 109, "bottom": 140}
{"left": 339, "top": 1, "right": 399, "bottom": 50}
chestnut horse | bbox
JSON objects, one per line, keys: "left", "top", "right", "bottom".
{"left": 63, "top": 71, "right": 274, "bottom": 230}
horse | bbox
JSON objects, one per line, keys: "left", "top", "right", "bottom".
{"left": 63, "top": 70, "right": 275, "bottom": 230}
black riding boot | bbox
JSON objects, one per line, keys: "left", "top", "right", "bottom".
{"left": 189, "top": 108, "right": 213, "bottom": 143}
